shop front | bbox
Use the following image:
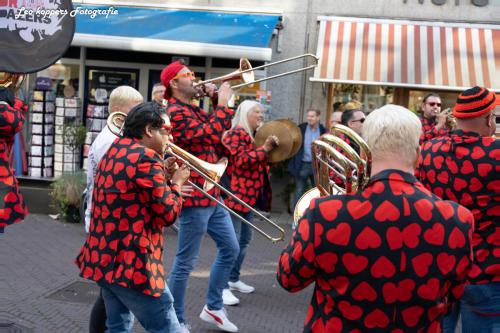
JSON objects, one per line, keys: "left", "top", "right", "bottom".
{"left": 16, "top": 4, "right": 281, "bottom": 213}
{"left": 309, "top": 16, "right": 499, "bottom": 125}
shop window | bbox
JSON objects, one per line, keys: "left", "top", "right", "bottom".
{"left": 408, "top": 90, "right": 459, "bottom": 114}
{"left": 331, "top": 84, "right": 393, "bottom": 114}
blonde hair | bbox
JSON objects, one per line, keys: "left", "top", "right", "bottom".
{"left": 362, "top": 104, "right": 422, "bottom": 165}
{"left": 232, "top": 100, "right": 263, "bottom": 139}
{"left": 109, "top": 86, "right": 143, "bottom": 114}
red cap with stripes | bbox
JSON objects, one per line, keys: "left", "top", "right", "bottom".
{"left": 452, "top": 86, "right": 497, "bottom": 119}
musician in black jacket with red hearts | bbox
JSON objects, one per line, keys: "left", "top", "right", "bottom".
{"left": 416, "top": 86, "right": 499, "bottom": 333}
{"left": 278, "top": 104, "right": 474, "bottom": 333}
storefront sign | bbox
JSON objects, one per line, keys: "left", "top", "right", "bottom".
{"left": 35, "top": 77, "right": 52, "bottom": 91}
{"left": 0, "top": 0, "right": 75, "bottom": 73}
{"left": 403, "top": 0, "right": 488, "bottom": 6}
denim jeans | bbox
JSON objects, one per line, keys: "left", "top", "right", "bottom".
{"left": 293, "top": 162, "right": 315, "bottom": 210}
{"left": 228, "top": 211, "right": 253, "bottom": 283}
{"left": 442, "top": 282, "right": 500, "bottom": 333}
{"left": 98, "top": 281, "right": 180, "bottom": 333}
{"left": 168, "top": 205, "right": 239, "bottom": 324}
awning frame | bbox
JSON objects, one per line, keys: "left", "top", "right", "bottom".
{"left": 72, "top": 34, "right": 273, "bottom": 61}
{"left": 311, "top": 16, "right": 499, "bottom": 92}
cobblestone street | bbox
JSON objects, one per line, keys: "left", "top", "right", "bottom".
{"left": 0, "top": 214, "right": 311, "bottom": 333}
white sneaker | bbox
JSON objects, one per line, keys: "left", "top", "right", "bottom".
{"left": 228, "top": 280, "right": 255, "bottom": 294}
{"left": 199, "top": 305, "right": 238, "bottom": 332}
{"left": 222, "top": 288, "right": 240, "bottom": 306}
{"left": 179, "top": 323, "right": 191, "bottom": 333}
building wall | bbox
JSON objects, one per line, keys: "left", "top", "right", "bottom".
{"left": 77, "top": 0, "right": 499, "bottom": 122}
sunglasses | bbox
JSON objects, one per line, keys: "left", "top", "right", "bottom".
{"left": 157, "top": 123, "right": 172, "bottom": 134}
{"left": 351, "top": 118, "right": 365, "bottom": 123}
{"left": 172, "top": 72, "right": 195, "bottom": 80}
{"left": 426, "top": 102, "right": 442, "bottom": 107}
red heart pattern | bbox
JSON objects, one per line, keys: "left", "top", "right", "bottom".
{"left": 416, "top": 131, "right": 497, "bottom": 285}
{"left": 75, "top": 137, "right": 183, "bottom": 297}
{"left": 277, "top": 169, "right": 473, "bottom": 332}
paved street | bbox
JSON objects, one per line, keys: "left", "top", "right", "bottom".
{"left": 0, "top": 213, "right": 311, "bottom": 333}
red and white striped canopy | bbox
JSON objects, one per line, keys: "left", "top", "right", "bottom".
{"left": 311, "top": 16, "right": 499, "bottom": 92}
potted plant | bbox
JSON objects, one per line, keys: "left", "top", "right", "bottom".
{"left": 50, "top": 171, "right": 86, "bottom": 223}
{"left": 62, "top": 123, "right": 87, "bottom": 172}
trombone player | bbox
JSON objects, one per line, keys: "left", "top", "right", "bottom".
{"left": 161, "top": 60, "right": 240, "bottom": 333}
{"left": 278, "top": 105, "right": 474, "bottom": 332}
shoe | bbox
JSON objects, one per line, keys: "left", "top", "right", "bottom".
{"left": 228, "top": 280, "right": 255, "bottom": 294}
{"left": 179, "top": 323, "right": 191, "bottom": 333}
{"left": 199, "top": 305, "right": 238, "bottom": 332}
{"left": 222, "top": 288, "right": 240, "bottom": 306}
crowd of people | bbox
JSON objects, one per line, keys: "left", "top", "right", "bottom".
{"left": 1, "top": 60, "right": 497, "bottom": 333}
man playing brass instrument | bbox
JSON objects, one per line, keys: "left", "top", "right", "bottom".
{"left": 416, "top": 86, "right": 499, "bottom": 333}
{"left": 161, "top": 60, "right": 240, "bottom": 333}
{"left": 278, "top": 104, "right": 473, "bottom": 332}
{"left": 419, "top": 93, "right": 453, "bottom": 144}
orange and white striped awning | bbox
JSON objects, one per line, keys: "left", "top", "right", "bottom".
{"left": 311, "top": 16, "right": 499, "bottom": 92}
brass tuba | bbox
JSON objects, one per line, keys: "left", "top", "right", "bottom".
{"left": 293, "top": 125, "right": 372, "bottom": 227}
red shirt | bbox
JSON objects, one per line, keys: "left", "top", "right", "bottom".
{"left": 75, "top": 137, "right": 182, "bottom": 297}
{"left": 420, "top": 115, "right": 450, "bottom": 145}
{"left": 416, "top": 130, "right": 499, "bottom": 284}
{"left": 278, "top": 170, "right": 473, "bottom": 332}
{"left": 0, "top": 98, "right": 28, "bottom": 230}
{"left": 222, "top": 126, "right": 271, "bottom": 213}
{"left": 167, "top": 97, "right": 234, "bottom": 207}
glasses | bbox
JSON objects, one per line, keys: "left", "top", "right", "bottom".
{"left": 426, "top": 102, "right": 442, "bottom": 107}
{"left": 157, "top": 124, "right": 172, "bottom": 135}
{"left": 351, "top": 118, "right": 365, "bottom": 123}
{"left": 172, "top": 72, "right": 195, "bottom": 80}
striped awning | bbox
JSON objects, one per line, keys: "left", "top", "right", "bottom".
{"left": 311, "top": 16, "right": 500, "bottom": 92}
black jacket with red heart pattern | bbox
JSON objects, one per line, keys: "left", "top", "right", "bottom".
{"left": 419, "top": 115, "right": 450, "bottom": 145}
{"left": 222, "top": 126, "right": 271, "bottom": 213}
{"left": 0, "top": 98, "right": 28, "bottom": 232}
{"left": 278, "top": 170, "right": 473, "bottom": 333}
{"left": 416, "top": 130, "right": 499, "bottom": 285}
{"left": 75, "top": 137, "right": 182, "bottom": 297}
{"left": 167, "top": 97, "right": 234, "bottom": 207}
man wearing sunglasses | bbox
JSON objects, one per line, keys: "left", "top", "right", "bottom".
{"left": 161, "top": 60, "right": 240, "bottom": 333}
{"left": 416, "top": 86, "right": 499, "bottom": 333}
{"left": 339, "top": 107, "right": 366, "bottom": 155}
{"left": 76, "top": 102, "right": 190, "bottom": 332}
{"left": 419, "top": 93, "right": 451, "bottom": 144}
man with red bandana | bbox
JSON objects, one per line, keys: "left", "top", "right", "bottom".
{"left": 278, "top": 104, "right": 474, "bottom": 332}
{"left": 0, "top": 86, "right": 28, "bottom": 234}
{"left": 416, "top": 86, "right": 499, "bottom": 333}
{"left": 161, "top": 61, "right": 240, "bottom": 333}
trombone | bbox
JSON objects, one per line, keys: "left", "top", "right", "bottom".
{"left": 107, "top": 112, "right": 285, "bottom": 243}
{"left": 193, "top": 54, "right": 319, "bottom": 97}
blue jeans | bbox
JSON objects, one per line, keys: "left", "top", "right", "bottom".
{"left": 443, "top": 282, "right": 500, "bottom": 333}
{"left": 293, "top": 162, "right": 315, "bottom": 210}
{"left": 229, "top": 211, "right": 253, "bottom": 283}
{"left": 168, "top": 205, "right": 239, "bottom": 324}
{"left": 98, "top": 281, "right": 180, "bottom": 333}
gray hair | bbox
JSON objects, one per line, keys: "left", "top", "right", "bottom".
{"left": 362, "top": 104, "right": 422, "bottom": 164}
{"left": 109, "top": 86, "right": 143, "bottom": 114}
{"left": 232, "top": 100, "right": 263, "bottom": 139}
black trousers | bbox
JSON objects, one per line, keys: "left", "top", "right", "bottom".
{"left": 89, "top": 290, "right": 106, "bottom": 333}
